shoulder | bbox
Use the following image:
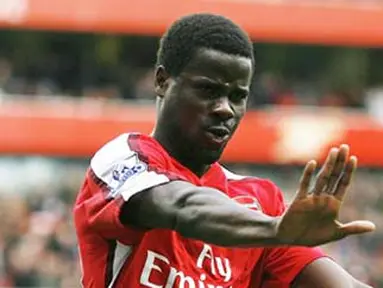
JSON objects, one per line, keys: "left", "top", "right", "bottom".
{"left": 91, "top": 133, "right": 131, "bottom": 168}
{"left": 220, "top": 165, "right": 280, "bottom": 192}
{"left": 91, "top": 133, "right": 165, "bottom": 169}
{"left": 90, "top": 133, "right": 169, "bottom": 181}
{"left": 219, "top": 165, "right": 285, "bottom": 215}
{"left": 89, "top": 133, "right": 171, "bottom": 197}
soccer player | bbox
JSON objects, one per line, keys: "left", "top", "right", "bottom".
{"left": 74, "top": 13, "right": 376, "bottom": 288}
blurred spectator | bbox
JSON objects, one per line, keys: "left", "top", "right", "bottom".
{"left": 135, "top": 68, "right": 156, "bottom": 103}
{"left": 83, "top": 84, "right": 121, "bottom": 100}
{"left": 366, "top": 87, "right": 383, "bottom": 124}
{"left": 0, "top": 158, "right": 81, "bottom": 287}
{"left": 0, "top": 58, "right": 12, "bottom": 101}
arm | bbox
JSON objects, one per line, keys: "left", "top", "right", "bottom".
{"left": 77, "top": 133, "right": 279, "bottom": 246}
{"left": 121, "top": 180, "right": 280, "bottom": 247}
{"left": 83, "top": 135, "right": 374, "bottom": 249}
{"left": 292, "top": 258, "right": 373, "bottom": 288}
{"left": 123, "top": 145, "right": 374, "bottom": 248}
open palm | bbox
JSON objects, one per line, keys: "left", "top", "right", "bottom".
{"left": 276, "top": 145, "right": 375, "bottom": 247}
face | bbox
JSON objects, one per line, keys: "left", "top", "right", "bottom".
{"left": 155, "top": 48, "right": 253, "bottom": 165}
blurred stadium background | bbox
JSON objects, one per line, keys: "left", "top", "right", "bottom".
{"left": 0, "top": 0, "right": 382, "bottom": 287}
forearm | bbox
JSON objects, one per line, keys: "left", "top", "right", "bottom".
{"left": 174, "top": 187, "right": 280, "bottom": 247}
{"left": 121, "top": 181, "right": 281, "bottom": 247}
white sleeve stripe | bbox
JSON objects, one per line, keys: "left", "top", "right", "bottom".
{"left": 91, "top": 133, "right": 132, "bottom": 179}
{"left": 90, "top": 133, "right": 170, "bottom": 201}
{"left": 120, "top": 172, "right": 169, "bottom": 201}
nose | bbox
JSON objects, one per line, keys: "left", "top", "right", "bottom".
{"left": 211, "top": 97, "right": 235, "bottom": 120}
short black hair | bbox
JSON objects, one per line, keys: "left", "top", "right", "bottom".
{"left": 156, "top": 13, "right": 254, "bottom": 76}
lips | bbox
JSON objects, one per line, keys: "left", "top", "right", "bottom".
{"left": 204, "top": 126, "right": 231, "bottom": 146}
{"left": 206, "top": 126, "right": 230, "bottom": 137}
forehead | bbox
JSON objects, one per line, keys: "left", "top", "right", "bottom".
{"left": 181, "top": 48, "right": 253, "bottom": 84}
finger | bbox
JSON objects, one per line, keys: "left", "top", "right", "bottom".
{"left": 296, "top": 160, "right": 317, "bottom": 198}
{"left": 339, "top": 220, "right": 376, "bottom": 237}
{"left": 334, "top": 156, "right": 357, "bottom": 201}
{"left": 325, "top": 144, "right": 349, "bottom": 194}
{"left": 313, "top": 148, "right": 339, "bottom": 195}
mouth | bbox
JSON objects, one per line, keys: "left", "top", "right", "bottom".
{"left": 204, "top": 126, "right": 231, "bottom": 146}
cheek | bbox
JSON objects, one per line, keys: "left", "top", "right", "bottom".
{"left": 179, "top": 102, "right": 204, "bottom": 133}
{"left": 234, "top": 104, "right": 246, "bottom": 120}
{"left": 170, "top": 92, "right": 205, "bottom": 133}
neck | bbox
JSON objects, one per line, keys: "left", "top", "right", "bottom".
{"left": 152, "top": 127, "right": 210, "bottom": 177}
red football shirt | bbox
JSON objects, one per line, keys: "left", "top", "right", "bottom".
{"left": 74, "top": 133, "right": 325, "bottom": 288}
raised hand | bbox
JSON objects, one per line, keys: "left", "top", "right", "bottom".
{"left": 276, "top": 144, "right": 376, "bottom": 247}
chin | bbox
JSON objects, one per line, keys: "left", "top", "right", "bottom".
{"left": 200, "top": 147, "right": 225, "bottom": 164}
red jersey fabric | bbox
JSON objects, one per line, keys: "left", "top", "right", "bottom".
{"left": 74, "top": 133, "right": 325, "bottom": 288}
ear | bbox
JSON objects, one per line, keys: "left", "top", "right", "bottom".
{"left": 154, "top": 65, "right": 170, "bottom": 98}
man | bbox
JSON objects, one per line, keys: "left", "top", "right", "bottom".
{"left": 74, "top": 13, "right": 376, "bottom": 288}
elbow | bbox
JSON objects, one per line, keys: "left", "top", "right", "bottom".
{"left": 173, "top": 204, "right": 201, "bottom": 239}
{"left": 172, "top": 192, "right": 219, "bottom": 244}
{"left": 170, "top": 188, "right": 199, "bottom": 237}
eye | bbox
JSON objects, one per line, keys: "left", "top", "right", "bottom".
{"left": 230, "top": 90, "right": 248, "bottom": 103}
{"left": 195, "top": 83, "right": 221, "bottom": 99}
{"left": 198, "top": 83, "right": 215, "bottom": 93}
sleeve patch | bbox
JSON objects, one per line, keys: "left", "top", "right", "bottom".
{"left": 109, "top": 153, "right": 147, "bottom": 195}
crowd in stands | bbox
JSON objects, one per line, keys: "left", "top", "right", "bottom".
{"left": 0, "top": 54, "right": 376, "bottom": 108}
{"left": 0, "top": 31, "right": 382, "bottom": 110}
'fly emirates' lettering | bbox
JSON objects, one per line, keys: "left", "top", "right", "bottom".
{"left": 140, "top": 244, "right": 233, "bottom": 288}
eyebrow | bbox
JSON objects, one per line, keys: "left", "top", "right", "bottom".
{"left": 186, "top": 75, "right": 249, "bottom": 93}
{"left": 187, "top": 75, "right": 221, "bottom": 84}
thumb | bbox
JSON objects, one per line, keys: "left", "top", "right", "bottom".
{"left": 339, "top": 220, "right": 376, "bottom": 236}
